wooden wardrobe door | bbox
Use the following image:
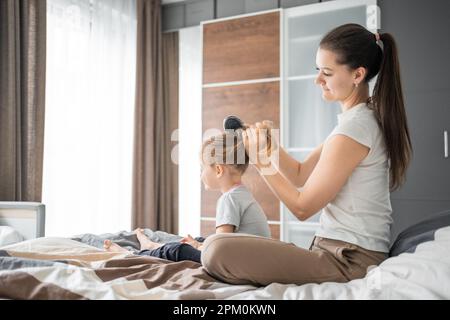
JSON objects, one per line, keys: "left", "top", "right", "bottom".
{"left": 202, "top": 12, "right": 281, "bottom": 239}
{"left": 203, "top": 12, "right": 280, "bottom": 84}
{"left": 202, "top": 82, "right": 280, "bottom": 222}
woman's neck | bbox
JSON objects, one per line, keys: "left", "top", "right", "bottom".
{"left": 341, "top": 84, "right": 370, "bottom": 112}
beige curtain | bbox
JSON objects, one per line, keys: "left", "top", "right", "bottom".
{"left": 132, "top": 0, "right": 179, "bottom": 234}
{"left": 160, "top": 31, "right": 179, "bottom": 234}
{"left": 0, "top": 0, "right": 46, "bottom": 202}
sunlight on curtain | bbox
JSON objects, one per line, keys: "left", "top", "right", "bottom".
{"left": 178, "top": 27, "right": 202, "bottom": 237}
{"left": 43, "top": 0, "right": 137, "bottom": 236}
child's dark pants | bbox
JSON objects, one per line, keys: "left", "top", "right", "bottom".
{"left": 138, "top": 237, "right": 205, "bottom": 263}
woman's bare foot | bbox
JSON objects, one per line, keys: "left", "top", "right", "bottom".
{"left": 134, "top": 228, "right": 163, "bottom": 250}
{"left": 103, "top": 240, "right": 129, "bottom": 253}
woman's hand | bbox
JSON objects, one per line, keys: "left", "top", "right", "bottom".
{"left": 256, "top": 120, "right": 279, "bottom": 154}
{"left": 242, "top": 120, "right": 279, "bottom": 170}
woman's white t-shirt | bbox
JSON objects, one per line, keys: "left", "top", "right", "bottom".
{"left": 315, "top": 102, "right": 393, "bottom": 253}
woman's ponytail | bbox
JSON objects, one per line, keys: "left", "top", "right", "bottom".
{"left": 372, "top": 33, "right": 412, "bottom": 190}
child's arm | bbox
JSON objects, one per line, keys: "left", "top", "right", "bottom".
{"left": 180, "top": 225, "right": 236, "bottom": 251}
{"left": 215, "top": 224, "right": 235, "bottom": 234}
{"left": 193, "top": 224, "right": 234, "bottom": 250}
{"left": 180, "top": 235, "right": 202, "bottom": 249}
{"left": 197, "top": 224, "right": 235, "bottom": 250}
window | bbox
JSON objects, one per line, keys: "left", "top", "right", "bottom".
{"left": 178, "top": 27, "right": 202, "bottom": 236}
{"left": 43, "top": 0, "right": 137, "bottom": 236}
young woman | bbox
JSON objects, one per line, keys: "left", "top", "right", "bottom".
{"left": 201, "top": 23, "right": 413, "bottom": 286}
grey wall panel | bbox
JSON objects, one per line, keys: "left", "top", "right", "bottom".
{"left": 163, "top": 0, "right": 325, "bottom": 29}
{"left": 379, "top": 0, "right": 450, "bottom": 94}
{"left": 391, "top": 199, "right": 450, "bottom": 242}
{"left": 162, "top": 4, "right": 185, "bottom": 31}
{"left": 391, "top": 90, "right": 450, "bottom": 201}
{"left": 217, "top": 0, "right": 245, "bottom": 18}
{"left": 280, "top": 0, "right": 318, "bottom": 8}
{"left": 185, "top": 0, "right": 215, "bottom": 27}
{"left": 244, "top": 0, "right": 278, "bottom": 13}
{"left": 379, "top": 0, "right": 450, "bottom": 237}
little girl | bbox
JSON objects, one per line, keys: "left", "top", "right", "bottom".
{"left": 104, "top": 131, "right": 270, "bottom": 263}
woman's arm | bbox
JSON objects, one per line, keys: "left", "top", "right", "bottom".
{"left": 256, "top": 134, "right": 369, "bottom": 221}
{"left": 278, "top": 144, "right": 323, "bottom": 188}
{"left": 252, "top": 121, "right": 323, "bottom": 188}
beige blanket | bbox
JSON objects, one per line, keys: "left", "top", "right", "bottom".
{"left": 0, "top": 237, "right": 257, "bottom": 300}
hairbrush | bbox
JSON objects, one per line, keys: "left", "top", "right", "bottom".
{"left": 223, "top": 115, "right": 245, "bottom": 131}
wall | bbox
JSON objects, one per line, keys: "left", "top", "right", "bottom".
{"left": 379, "top": 0, "right": 450, "bottom": 239}
{"left": 162, "top": 0, "right": 320, "bottom": 31}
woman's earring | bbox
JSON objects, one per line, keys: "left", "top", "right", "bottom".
{"left": 355, "top": 83, "right": 359, "bottom": 88}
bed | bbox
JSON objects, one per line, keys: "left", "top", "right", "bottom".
{"left": 0, "top": 202, "right": 45, "bottom": 247}
{"left": 1, "top": 202, "right": 449, "bottom": 300}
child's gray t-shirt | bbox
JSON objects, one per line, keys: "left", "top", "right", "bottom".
{"left": 215, "top": 185, "right": 271, "bottom": 238}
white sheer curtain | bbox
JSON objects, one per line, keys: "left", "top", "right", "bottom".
{"left": 44, "top": 0, "right": 137, "bottom": 236}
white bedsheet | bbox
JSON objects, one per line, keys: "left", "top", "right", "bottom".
{"left": 227, "top": 226, "right": 450, "bottom": 300}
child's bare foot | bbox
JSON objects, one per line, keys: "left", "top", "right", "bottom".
{"left": 134, "top": 228, "right": 163, "bottom": 250}
{"left": 103, "top": 240, "right": 129, "bottom": 253}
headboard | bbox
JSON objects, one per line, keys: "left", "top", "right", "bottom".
{"left": 0, "top": 202, "right": 46, "bottom": 240}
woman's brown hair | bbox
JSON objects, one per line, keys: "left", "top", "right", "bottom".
{"left": 320, "top": 23, "right": 412, "bottom": 190}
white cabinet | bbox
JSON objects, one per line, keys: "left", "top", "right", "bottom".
{"left": 280, "top": 0, "right": 379, "bottom": 248}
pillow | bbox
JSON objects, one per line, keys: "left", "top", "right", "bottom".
{"left": 0, "top": 226, "right": 24, "bottom": 247}
{"left": 389, "top": 209, "right": 450, "bottom": 257}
